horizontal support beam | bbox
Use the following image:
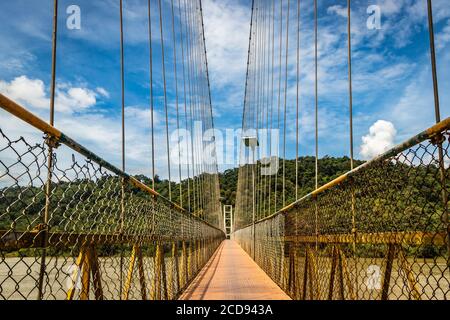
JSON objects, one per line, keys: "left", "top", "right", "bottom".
{"left": 0, "top": 94, "right": 62, "bottom": 139}
{"left": 0, "top": 230, "right": 224, "bottom": 251}
{"left": 280, "top": 231, "right": 446, "bottom": 246}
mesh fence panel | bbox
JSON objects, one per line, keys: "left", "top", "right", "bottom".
{"left": 234, "top": 128, "right": 450, "bottom": 300}
{"left": 0, "top": 128, "right": 223, "bottom": 300}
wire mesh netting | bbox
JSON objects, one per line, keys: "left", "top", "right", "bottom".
{"left": 0, "top": 128, "right": 224, "bottom": 300}
{"left": 233, "top": 127, "right": 450, "bottom": 300}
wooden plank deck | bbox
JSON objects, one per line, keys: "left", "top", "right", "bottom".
{"left": 179, "top": 240, "right": 291, "bottom": 300}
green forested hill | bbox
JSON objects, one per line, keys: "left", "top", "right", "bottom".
{"left": 0, "top": 156, "right": 442, "bottom": 234}
{"left": 0, "top": 156, "right": 445, "bottom": 258}
{"left": 0, "top": 156, "right": 359, "bottom": 230}
{"left": 218, "top": 156, "right": 364, "bottom": 206}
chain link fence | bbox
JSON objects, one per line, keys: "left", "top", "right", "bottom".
{"left": 233, "top": 120, "right": 450, "bottom": 300}
{"left": 0, "top": 97, "right": 224, "bottom": 300}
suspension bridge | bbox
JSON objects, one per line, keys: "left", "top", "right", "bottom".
{"left": 0, "top": 0, "right": 449, "bottom": 301}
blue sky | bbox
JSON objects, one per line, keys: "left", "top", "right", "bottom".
{"left": 0, "top": 0, "right": 450, "bottom": 179}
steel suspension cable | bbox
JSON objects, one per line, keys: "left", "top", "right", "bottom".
{"left": 347, "top": 0, "right": 358, "bottom": 293}
{"left": 244, "top": 2, "right": 254, "bottom": 225}
{"left": 254, "top": 1, "right": 259, "bottom": 219}
{"left": 183, "top": 0, "right": 196, "bottom": 213}
{"left": 185, "top": 0, "right": 198, "bottom": 214}
{"left": 262, "top": 2, "right": 271, "bottom": 217}
{"left": 37, "top": 0, "right": 59, "bottom": 300}
{"left": 194, "top": 1, "right": 204, "bottom": 216}
{"left": 275, "top": 0, "right": 283, "bottom": 212}
{"left": 269, "top": 0, "right": 275, "bottom": 214}
{"left": 170, "top": 0, "right": 183, "bottom": 207}
{"left": 119, "top": 0, "right": 125, "bottom": 300}
{"left": 148, "top": 0, "right": 156, "bottom": 190}
{"left": 295, "top": 0, "right": 300, "bottom": 200}
{"left": 262, "top": 0, "right": 269, "bottom": 219}
{"left": 178, "top": 0, "right": 191, "bottom": 212}
{"left": 313, "top": 0, "right": 319, "bottom": 259}
{"left": 192, "top": 3, "right": 206, "bottom": 217}
{"left": 255, "top": 1, "right": 262, "bottom": 220}
{"left": 240, "top": 0, "right": 256, "bottom": 227}
{"left": 347, "top": 0, "right": 354, "bottom": 171}
{"left": 426, "top": 0, "right": 449, "bottom": 263}
{"left": 197, "top": 6, "right": 210, "bottom": 218}
{"left": 427, "top": 0, "right": 441, "bottom": 123}
{"left": 158, "top": 0, "right": 172, "bottom": 201}
{"left": 120, "top": 0, "right": 125, "bottom": 181}
{"left": 259, "top": 0, "right": 267, "bottom": 220}
{"left": 199, "top": 0, "right": 220, "bottom": 223}
{"left": 255, "top": 1, "right": 261, "bottom": 221}
{"left": 314, "top": 0, "right": 318, "bottom": 191}
{"left": 282, "top": 0, "right": 290, "bottom": 207}
{"left": 261, "top": 1, "right": 271, "bottom": 218}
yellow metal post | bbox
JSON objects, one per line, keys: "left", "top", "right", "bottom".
{"left": 123, "top": 245, "right": 138, "bottom": 300}
{"left": 67, "top": 247, "right": 87, "bottom": 300}
{"left": 154, "top": 243, "right": 162, "bottom": 300}
{"left": 90, "top": 247, "right": 104, "bottom": 300}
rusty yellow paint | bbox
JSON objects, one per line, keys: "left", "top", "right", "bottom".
{"left": 67, "top": 247, "right": 87, "bottom": 300}
{"left": 66, "top": 246, "right": 103, "bottom": 301}
{"left": 311, "top": 173, "right": 349, "bottom": 197}
{"left": 129, "top": 177, "right": 160, "bottom": 197}
{"left": 153, "top": 243, "right": 168, "bottom": 300}
{"left": 0, "top": 94, "right": 62, "bottom": 139}
{"left": 277, "top": 203, "right": 296, "bottom": 215}
{"left": 90, "top": 248, "right": 104, "bottom": 300}
{"left": 180, "top": 241, "right": 187, "bottom": 288}
{"left": 305, "top": 246, "right": 319, "bottom": 300}
{"left": 80, "top": 248, "right": 91, "bottom": 300}
{"left": 154, "top": 244, "right": 162, "bottom": 300}
{"left": 161, "top": 250, "right": 168, "bottom": 300}
{"left": 136, "top": 247, "right": 147, "bottom": 300}
{"left": 172, "top": 242, "right": 180, "bottom": 294}
{"left": 285, "top": 231, "right": 446, "bottom": 246}
{"left": 381, "top": 244, "right": 396, "bottom": 300}
{"left": 397, "top": 249, "right": 421, "bottom": 300}
{"left": 426, "top": 116, "right": 450, "bottom": 136}
{"left": 187, "top": 242, "right": 193, "bottom": 279}
{"left": 328, "top": 246, "right": 338, "bottom": 300}
{"left": 337, "top": 247, "right": 355, "bottom": 300}
{"left": 123, "top": 245, "right": 139, "bottom": 300}
{"left": 129, "top": 177, "right": 186, "bottom": 213}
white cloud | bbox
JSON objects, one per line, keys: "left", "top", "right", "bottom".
{"left": 436, "top": 19, "right": 450, "bottom": 50}
{"left": 360, "top": 120, "right": 397, "bottom": 159}
{"left": 202, "top": 0, "right": 250, "bottom": 89}
{"left": 377, "top": 0, "right": 407, "bottom": 16}
{"left": 327, "top": 5, "right": 347, "bottom": 18}
{"left": 0, "top": 75, "right": 99, "bottom": 114}
{"left": 96, "top": 87, "right": 110, "bottom": 98}
{"left": 0, "top": 75, "right": 177, "bottom": 180}
{"left": 57, "top": 87, "right": 97, "bottom": 113}
{"left": 0, "top": 76, "right": 49, "bottom": 109}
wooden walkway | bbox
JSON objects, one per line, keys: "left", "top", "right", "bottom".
{"left": 179, "top": 240, "right": 291, "bottom": 300}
